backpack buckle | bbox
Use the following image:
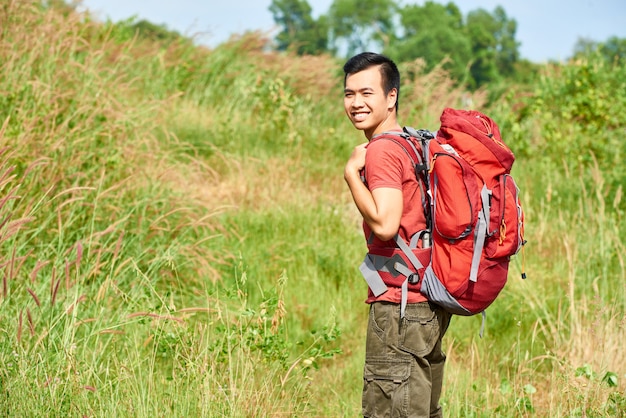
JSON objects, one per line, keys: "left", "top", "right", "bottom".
{"left": 408, "top": 273, "right": 421, "bottom": 285}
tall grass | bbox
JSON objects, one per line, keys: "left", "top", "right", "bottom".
{"left": 0, "top": 1, "right": 624, "bottom": 417}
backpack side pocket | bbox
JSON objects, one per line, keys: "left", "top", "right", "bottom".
{"left": 485, "top": 174, "right": 524, "bottom": 258}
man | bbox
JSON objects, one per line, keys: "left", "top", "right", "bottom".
{"left": 343, "top": 52, "right": 451, "bottom": 418}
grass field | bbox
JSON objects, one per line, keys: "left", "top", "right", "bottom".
{"left": 0, "top": 2, "right": 624, "bottom": 416}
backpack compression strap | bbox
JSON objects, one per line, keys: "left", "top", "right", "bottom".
{"left": 394, "top": 234, "right": 424, "bottom": 318}
{"left": 358, "top": 232, "right": 425, "bottom": 318}
{"left": 469, "top": 185, "right": 492, "bottom": 282}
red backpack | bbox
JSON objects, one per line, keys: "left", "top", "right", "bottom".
{"left": 359, "top": 108, "right": 525, "bottom": 329}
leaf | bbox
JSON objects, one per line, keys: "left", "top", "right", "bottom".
{"left": 575, "top": 364, "right": 594, "bottom": 379}
{"left": 602, "top": 371, "right": 618, "bottom": 387}
{"left": 499, "top": 379, "right": 512, "bottom": 394}
{"left": 523, "top": 384, "right": 537, "bottom": 395}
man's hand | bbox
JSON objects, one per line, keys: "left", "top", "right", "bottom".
{"left": 344, "top": 143, "right": 402, "bottom": 242}
{"left": 344, "top": 142, "right": 368, "bottom": 179}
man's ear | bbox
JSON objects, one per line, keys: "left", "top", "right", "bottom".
{"left": 387, "top": 88, "right": 398, "bottom": 110}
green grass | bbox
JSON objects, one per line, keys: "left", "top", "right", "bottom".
{"left": 0, "top": 2, "right": 625, "bottom": 417}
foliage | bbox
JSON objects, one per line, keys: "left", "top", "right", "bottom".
{"left": 573, "top": 35, "right": 626, "bottom": 64}
{"left": 270, "top": 0, "right": 523, "bottom": 89}
{"left": 600, "top": 36, "right": 626, "bottom": 62}
{"left": 494, "top": 51, "right": 626, "bottom": 208}
{"left": 0, "top": 2, "right": 344, "bottom": 415}
{"left": 385, "top": 2, "right": 472, "bottom": 84}
{"left": 269, "top": 0, "right": 624, "bottom": 93}
{"left": 327, "top": 0, "right": 397, "bottom": 56}
{"left": 269, "top": 0, "right": 329, "bottom": 55}
{"left": 127, "top": 19, "right": 188, "bottom": 44}
{"left": 465, "top": 6, "right": 519, "bottom": 87}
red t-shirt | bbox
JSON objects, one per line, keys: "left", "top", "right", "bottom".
{"left": 363, "top": 133, "right": 428, "bottom": 304}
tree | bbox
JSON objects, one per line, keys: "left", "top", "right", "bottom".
{"left": 599, "top": 36, "right": 626, "bottom": 63}
{"left": 327, "top": 0, "right": 397, "bottom": 57}
{"left": 572, "top": 36, "right": 626, "bottom": 64}
{"left": 385, "top": 2, "right": 472, "bottom": 82}
{"left": 491, "top": 6, "right": 519, "bottom": 75}
{"left": 465, "top": 6, "right": 519, "bottom": 86}
{"left": 572, "top": 37, "right": 600, "bottom": 59}
{"left": 131, "top": 20, "right": 185, "bottom": 44}
{"left": 269, "top": 0, "right": 329, "bottom": 55}
{"left": 268, "top": 0, "right": 524, "bottom": 88}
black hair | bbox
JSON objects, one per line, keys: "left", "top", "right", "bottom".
{"left": 343, "top": 52, "right": 400, "bottom": 111}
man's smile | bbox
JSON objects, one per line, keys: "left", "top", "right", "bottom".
{"left": 352, "top": 111, "right": 370, "bottom": 122}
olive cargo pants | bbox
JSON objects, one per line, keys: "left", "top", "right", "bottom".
{"left": 362, "top": 301, "right": 452, "bottom": 418}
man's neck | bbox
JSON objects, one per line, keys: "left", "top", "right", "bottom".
{"left": 366, "top": 120, "right": 402, "bottom": 140}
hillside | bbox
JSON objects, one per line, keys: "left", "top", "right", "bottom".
{"left": 0, "top": 2, "right": 624, "bottom": 416}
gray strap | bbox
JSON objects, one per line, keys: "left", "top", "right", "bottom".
{"left": 401, "top": 278, "right": 408, "bottom": 318}
{"left": 469, "top": 185, "right": 491, "bottom": 282}
{"left": 409, "top": 232, "right": 420, "bottom": 249}
{"left": 369, "top": 254, "right": 407, "bottom": 277}
{"left": 364, "top": 230, "right": 427, "bottom": 318}
{"left": 359, "top": 255, "right": 388, "bottom": 297}
{"left": 394, "top": 234, "right": 424, "bottom": 320}
{"left": 402, "top": 135, "right": 422, "bottom": 162}
{"left": 394, "top": 262, "right": 414, "bottom": 278}
{"left": 409, "top": 230, "right": 431, "bottom": 249}
{"left": 479, "top": 311, "right": 486, "bottom": 338}
{"left": 394, "top": 234, "right": 424, "bottom": 272}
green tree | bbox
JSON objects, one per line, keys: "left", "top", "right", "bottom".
{"left": 572, "top": 37, "right": 600, "bottom": 59}
{"left": 465, "top": 6, "right": 519, "bottom": 87}
{"left": 599, "top": 36, "right": 626, "bottom": 63}
{"left": 327, "top": 0, "right": 397, "bottom": 57}
{"left": 269, "top": 0, "right": 329, "bottom": 55}
{"left": 572, "top": 36, "right": 626, "bottom": 64}
{"left": 491, "top": 6, "right": 519, "bottom": 75}
{"left": 268, "top": 0, "right": 524, "bottom": 87}
{"left": 385, "top": 1, "right": 472, "bottom": 83}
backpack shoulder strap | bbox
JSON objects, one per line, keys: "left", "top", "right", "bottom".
{"left": 374, "top": 132, "right": 433, "bottom": 234}
{"left": 372, "top": 132, "right": 422, "bottom": 166}
{"left": 373, "top": 131, "right": 434, "bottom": 319}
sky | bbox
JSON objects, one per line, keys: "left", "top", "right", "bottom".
{"left": 78, "top": 0, "right": 626, "bottom": 63}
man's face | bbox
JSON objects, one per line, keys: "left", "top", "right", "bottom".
{"left": 344, "top": 66, "right": 396, "bottom": 139}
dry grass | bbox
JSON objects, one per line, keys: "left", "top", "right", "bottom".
{"left": 1, "top": 2, "right": 624, "bottom": 417}
{"left": 399, "top": 58, "right": 488, "bottom": 127}
{"left": 216, "top": 32, "right": 340, "bottom": 99}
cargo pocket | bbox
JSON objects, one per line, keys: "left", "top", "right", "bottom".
{"left": 362, "top": 357, "right": 411, "bottom": 418}
{"left": 398, "top": 304, "right": 439, "bottom": 357}
{"left": 365, "top": 302, "right": 390, "bottom": 349}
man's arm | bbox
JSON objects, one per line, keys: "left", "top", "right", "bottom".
{"left": 344, "top": 143, "right": 403, "bottom": 241}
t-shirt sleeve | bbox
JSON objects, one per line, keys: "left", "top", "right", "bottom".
{"left": 365, "top": 139, "right": 405, "bottom": 191}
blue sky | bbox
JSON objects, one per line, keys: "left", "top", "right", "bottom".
{"left": 78, "top": 0, "right": 626, "bottom": 62}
